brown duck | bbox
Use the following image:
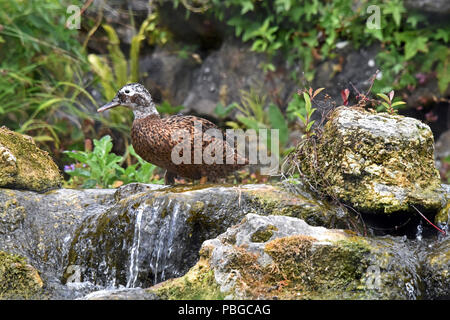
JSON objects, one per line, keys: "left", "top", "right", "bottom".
{"left": 97, "top": 83, "right": 247, "bottom": 184}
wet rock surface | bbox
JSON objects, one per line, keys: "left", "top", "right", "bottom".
{"left": 151, "top": 213, "right": 448, "bottom": 300}
{"left": 63, "top": 183, "right": 347, "bottom": 289}
{"left": 0, "top": 182, "right": 350, "bottom": 299}
{"left": 0, "top": 180, "right": 447, "bottom": 299}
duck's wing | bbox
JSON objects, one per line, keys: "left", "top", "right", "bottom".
{"left": 162, "top": 115, "right": 246, "bottom": 165}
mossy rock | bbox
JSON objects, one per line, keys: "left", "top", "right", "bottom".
{"left": 0, "top": 127, "right": 62, "bottom": 192}
{"left": 152, "top": 214, "right": 421, "bottom": 300}
{"left": 295, "top": 107, "right": 445, "bottom": 214}
{"left": 0, "top": 251, "right": 43, "bottom": 299}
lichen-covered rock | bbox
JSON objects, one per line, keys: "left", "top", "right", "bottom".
{"left": 0, "top": 127, "right": 62, "bottom": 192}
{"left": 0, "top": 251, "right": 43, "bottom": 299}
{"left": 151, "top": 214, "right": 423, "bottom": 300}
{"left": 298, "top": 107, "right": 445, "bottom": 214}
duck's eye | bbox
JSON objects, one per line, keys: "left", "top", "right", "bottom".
{"left": 125, "top": 89, "right": 130, "bottom": 94}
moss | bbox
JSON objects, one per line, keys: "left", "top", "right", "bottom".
{"left": 251, "top": 225, "right": 278, "bottom": 243}
{"left": 0, "top": 127, "right": 62, "bottom": 192}
{"left": 151, "top": 257, "right": 225, "bottom": 300}
{"left": 435, "top": 201, "right": 449, "bottom": 225}
{"left": 0, "top": 251, "right": 43, "bottom": 299}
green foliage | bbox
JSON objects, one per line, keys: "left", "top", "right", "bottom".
{"left": 64, "top": 135, "right": 163, "bottom": 188}
{"left": 214, "top": 102, "right": 239, "bottom": 119}
{"left": 157, "top": 101, "right": 185, "bottom": 115}
{"left": 376, "top": 90, "right": 406, "bottom": 114}
{"left": 175, "top": 0, "right": 450, "bottom": 93}
{"left": 0, "top": 0, "right": 92, "bottom": 150}
{"left": 225, "top": 89, "right": 289, "bottom": 152}
{"left": 292, "top": 88, "right": 323, "bottom": 138}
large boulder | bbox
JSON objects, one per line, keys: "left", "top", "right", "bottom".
{"left": 296, "top": 106, "right": 445, "bottom": 214}
{"left": 151, "top": 213, "right": 425, "bottom": 300}
{"left": 0, "top": 127, "right": 62, "bottom": 192}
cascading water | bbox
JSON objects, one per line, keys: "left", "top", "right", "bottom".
{"left": 126, "top": 204, "right": 144, "bottom": 288}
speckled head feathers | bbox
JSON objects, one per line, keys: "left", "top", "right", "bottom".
{"left": 97, "top": 83, "right": 159, "bottom": 119}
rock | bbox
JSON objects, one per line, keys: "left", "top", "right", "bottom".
{"left": 180, "top": 39, "right": 297, "bottom": 117}
{"left": 296, "top": 106, "right": 445, "bottom": 214}
{"left": 0, "top": 182, "right": 350, "bottom": 299}
{"left": 435, "top": 130, "right": 450, "bottom": 159}
{"left": 0, "top": 183, "right": 449, "bottom": 300}
{"left": 86, "top": 0, "right": 150, "bottom": 46}
{"left": 422, "top": 238, "right": 450, "bottom": 299}
{"left": 0, "top": 251, "right": 43, "bottom": 299}
{"left": 404, "top": 0, "right": 450, "bottom": 14}
{"left": 0, "top": 188, "right": 115, "bottom": 299}
{"left": 312, "top": 44, "right": 380, "bottom": 110}
{"left": 139, "top": 46, "right": 198, "bottom": 105}
{"left": 0, "top": 127, "right": 62, "bottom": 192}
{"left": 151, "top": 213, "right": 423, "bottom": 300}
{"left": 435, "top": 129, "right": 450, "bottom": 180}
{"left": 64, "top": 183, "right": 350, "bottom": 289}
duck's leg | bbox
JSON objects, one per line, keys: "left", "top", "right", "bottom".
{"left": 164, "top": 170, "right": 177, "bottom": 185}
{"left": 199, "top": 176, "right": 208, "bottom": 184}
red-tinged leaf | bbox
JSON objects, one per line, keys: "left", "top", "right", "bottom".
{"left": 313, "top": 87, "right": 325, "bottom": 98}
{"left": 389, "top": 90, "right": 395, "bottom": 101}
{"left": 309, "top": 87, "right": 313, "bottom": 97}
{"left": 341, "top": 89, "right": 350, "bottom": 106}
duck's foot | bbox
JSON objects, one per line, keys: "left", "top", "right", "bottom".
{"left": 164, "top": 171, "right": 177, "bottom": 185}
{"left": 199, "top": 176, "right": 208, "bottom": 184}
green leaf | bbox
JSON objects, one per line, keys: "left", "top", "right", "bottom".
{"left": 306, "top": 120, "right": 316, "bottom": 132}
{"left": 237, "top": 115, "right": 264, "bottom": 130}
{"left": 303, "top": 92, "right": 311, "bottom": 112}
{"left": 381, "top": 102, "right": 390, "bottom": 110}
{"left": 268, "top": 104, "right": 288, "bottom": 145}
{"left": 240, "top": 1, "right": 254, "bottom": 14}
{"left": 404, "top": 36, "right": 428, "bottom": 60}
{"left": 391, "top": 101, "right": 406, "bottom": 107}
{"left": 377, "top": 93, "right": 390, "bottom": 103}
{"left": 384, "top": 0, "right": 406, "bottom": 27}
{"left": 434, "top": 29, "right": 449, "bottom": 43}
{"left": 294, "top": 111, "right": 306, "bottom": 124}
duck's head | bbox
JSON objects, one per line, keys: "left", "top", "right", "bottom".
{"left": 97, "top": 83, "right": 159, "bottom": 119}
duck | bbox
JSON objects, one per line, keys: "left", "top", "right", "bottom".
{"left": 97, "top": 83, "right": 248, "bottom": 184}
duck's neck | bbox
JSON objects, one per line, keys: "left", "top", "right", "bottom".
{"left": 132, "top": 100, "right": 160, "bottom": 120}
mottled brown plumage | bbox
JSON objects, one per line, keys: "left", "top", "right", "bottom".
{"left": 98, "top": 83, "right": 247, "bottom": 184}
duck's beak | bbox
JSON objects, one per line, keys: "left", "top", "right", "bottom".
{"left": 97, "top": 100, "right": 120, "bottom": 113}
